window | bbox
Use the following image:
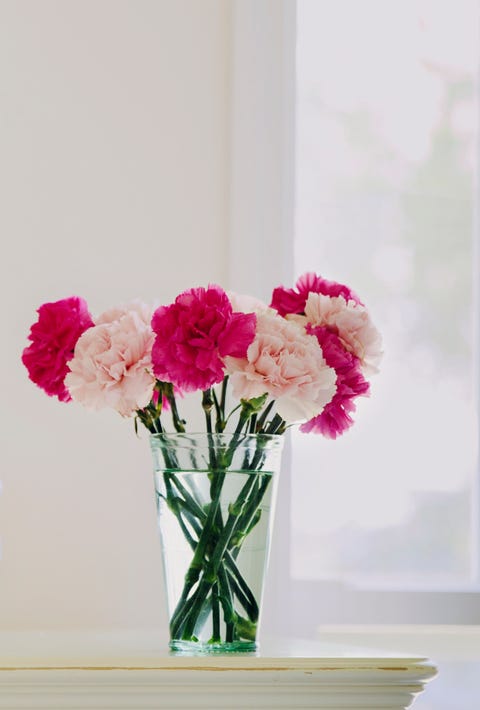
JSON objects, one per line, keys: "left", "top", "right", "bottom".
{"left": 230, "top": 0, "right": 480, "bottom": 628}
{"left": 292, "top": 0, "right": 480, "bottom": 623}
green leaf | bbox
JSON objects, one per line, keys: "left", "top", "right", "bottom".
{"left": 240, "top": 393, "right": 268, "bottom": 416}
{"left": 234, "top": 615, "right": 257, "bottom": 641}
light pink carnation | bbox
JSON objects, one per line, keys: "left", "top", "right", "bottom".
{"left": 225, "top": 311, "right": 336, "bottom": 423}
{"left": 227, "top": 291, "right": 268, "bottom": 314}
{"left": 65, "top": 303, "right": 155, "bottom": 416}
{"left": 95, "top": 300, "right": 154, "bottom": 327}
{"left": 304, "top": 292, "right": 383, "bottom": 375}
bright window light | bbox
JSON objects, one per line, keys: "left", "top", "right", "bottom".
{"left": 293, "top": 0, "right": 479, "bottom": 588}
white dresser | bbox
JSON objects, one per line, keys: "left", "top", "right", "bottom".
{"left": 316, "top": 626, "right": 480, "bottom": 710}
{"left": 0, "top": 631, "right": 437, "bottom": 709}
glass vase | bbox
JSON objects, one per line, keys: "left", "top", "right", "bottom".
{"left": 150, "top": 432, "right": 283, "bottom": 654}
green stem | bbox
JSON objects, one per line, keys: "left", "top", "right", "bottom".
{"left": 230, "top": 475, "right": 272, "bottom": 559}
{"left": 234, "top": 411, "right": 249, "bottom": 435}
{"left": 255, "top": 400, "right": 274, "bottom": 433}
{"left": 178, "top": 475, "right": 257, "bottom": 639}
{"left": 153, "top": 418, "right": 164, "bottom": 433}
{"left": 162, "top": 476, "right": 200, "bottom": 550}
{"left": 212, "top": 388, "right": 224, "bottom": 433}
{"left": 136, "top": 407, "right": 162, "bottom": 434}
{"left": 222, "top": 409, "right": 251, "bottom": 468}
{"left": 224, "top": 403, "right": 242, "bottom": 427}
{"left": 169, "top": 470, "right": 226, "bottom": 638}
{"left": 170, "top": 475, "right": 206, "bottom": 522}
{"left": 217, "top": 564, "right": 235, "bottom": 641}
{"left": 173, "top": 496, "right": 203, "bottom": 541}
{"left": 170, "top": 499, "right": 198, "bottom": 549}
{"left": 220, "top": 376, "right": 229, "bottom": 419}
{"left": 265, "top": 413, "right": 286, "bottom": 434}
{"left": 202, "top": 389, "right": 220, "bottom": 475}
{"left": 225, "top": 558, "right": 259, "bottom": 621}
{"left": 165, "top": 477, "right": 259, "bottom": 623}
{"left": 202, "top": 389, "right": 214, "bottom": 434}
{"left": 211, "top": 582, "right": 220, "bottom": 642}
{"left": 165, "top": 385, "right": 186, "bottom": 433}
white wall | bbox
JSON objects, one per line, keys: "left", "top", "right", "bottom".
{"left": 0, "top": 0, "right": 231, "bottom": 632}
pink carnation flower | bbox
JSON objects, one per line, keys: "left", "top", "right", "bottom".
{"left": 304, "top": 292, "right": 382, "bottom": 375}
{"left": 151, "top": 285, "right": 256, "bottom": 392}
{"left": 225, "top": 310, "right": 337, "bottom": 423}
{"left": 65, "top": 302, "right": 155, "bottom": 416}
{"left": 300, "top": 327, "right": 370, "bottom": 438}
{"left": 269, "top": 272, "right": 382, "bottom": 435}
{"left": 94, "top": 301, "right": 156, "bottom": 327}
{"left": 228, "top": 291, "right": 268, "bottom": 314}
{"left": 22, "top": 296, "right": 94, "bottom": 402}
{"left": 271, "top": 272, "right": 362, "bottom": 316}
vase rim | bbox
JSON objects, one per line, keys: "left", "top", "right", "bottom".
{"left": 149, "top": 432, "right": 285, "bottom": 450}
{"left": 149, "top": 431, "right": 284, "bottom": 440}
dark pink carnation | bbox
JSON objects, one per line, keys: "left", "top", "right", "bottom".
{"left": 22, "top": 297, "right": 94, "bottom": 402}
{"left": 271, "top": 272, "right": 362, "bottom": 316}
{"left": 151, "top": 285, "right": 256, "bottom": 392}
{"left": 300, "top": 326, "right": 369, "bottom": 438}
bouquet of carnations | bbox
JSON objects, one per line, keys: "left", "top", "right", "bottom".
{"left": 22, "top": 273, "right": 381, "bottom": 437}
{"left": 22, "top": 273, "right": 381, "bottom": 651}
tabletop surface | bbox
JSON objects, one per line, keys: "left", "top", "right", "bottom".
{"left": 0, "top": 629, "right": 433, "bottom": 665}
{"left": 0, "top": 630, "right": 440, "bottom": 710}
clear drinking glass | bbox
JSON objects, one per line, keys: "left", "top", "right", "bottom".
{"left": 150, "top": 433, "right": 283, "bottom": 654}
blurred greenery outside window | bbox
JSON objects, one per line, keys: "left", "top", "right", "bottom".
{"left": 293, "top": 0, "right": 479, "bottom": 590}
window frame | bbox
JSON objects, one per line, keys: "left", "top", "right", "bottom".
{"left": 229, "top": 0, "right": 480, "bottom": 631}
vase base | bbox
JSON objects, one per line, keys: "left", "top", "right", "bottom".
{"left": 169, "top": 639, "right": 257, "bottom": 655}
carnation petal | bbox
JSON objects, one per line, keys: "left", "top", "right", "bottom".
{"left": 218, "top": 312, "right": 256, "bottom": 358}
{"left": 300, "top": 405, "right": 355, "bottom": 438}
